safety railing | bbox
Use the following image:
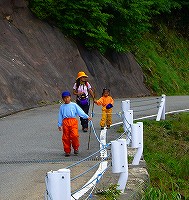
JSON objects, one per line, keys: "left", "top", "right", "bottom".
{"left": 44, "top": 95, "right": 166, "bottom": 200}
{"left": 45, "top": 141, "right": 111, "bottom": 200}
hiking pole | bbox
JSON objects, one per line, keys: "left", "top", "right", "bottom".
{"left": 87, "top": 89, "right": 95, "bottom": 150}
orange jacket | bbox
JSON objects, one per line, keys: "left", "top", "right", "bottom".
{"left": 95, "top": 96, "right": 114, "bottom": 108}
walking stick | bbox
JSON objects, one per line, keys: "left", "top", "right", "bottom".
{"left": 87, "top": 89, "right": 95, "bottom": 150}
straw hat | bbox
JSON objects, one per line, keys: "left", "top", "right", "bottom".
{"left": 76, "top": 71, "right": 88, "bottom": 80}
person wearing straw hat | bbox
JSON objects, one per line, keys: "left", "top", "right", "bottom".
{"left": 73, "top": 71, "right": 94, "bottom": 132}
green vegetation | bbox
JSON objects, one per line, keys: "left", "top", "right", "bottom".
{"left": 28, "top": 0, "right": 189, "bottom": 95}
{"left": 28, "top": 0, "right": 183, "bottom": 53}
{"left": 106, "top": 113, "right": 189, "bottom": 199}
{"left": 96, "top": 183, "right": 121, "bottom": 199}
{"left": 132, "top": 25, "right": 189, "bottom": 95}
{"left": 142, "top": 113, "right": 189, "bottom": 199}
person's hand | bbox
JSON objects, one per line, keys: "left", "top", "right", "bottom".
{"left": 88, "top": 117, "right": 92, "bottom": 121}
{"left": 58, "top": 126, "right": 62, "bottom": 131}
{"left": 78, "top": 92, "right": 84, "bottom": 96}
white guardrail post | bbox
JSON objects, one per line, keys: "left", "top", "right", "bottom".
{"left": 156, "top": 94, "right": 166, "bottom": 121}
{"left": 121, "top": 100, "right": 130, "bottom": 112}
{"left": 45, "top": 169, "right": 71, "bottom": 200}
{"left": 111, "top": 139, "right": 128, "bottom": 193}
{"left": 131, "top": 122, "right": 143, "bottom": 165}
{"left": 100, "top": 129, "right": 107, "bottom": 158}
{"left": 122, "top": 100, "right": 133, "bottom": 145}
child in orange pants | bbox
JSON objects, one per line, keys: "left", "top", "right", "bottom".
{"left": 94, "top": 88, "right": 114, "bottom": 129}
{"left": 58, "top": 91, "right": 91, "bottom": 157}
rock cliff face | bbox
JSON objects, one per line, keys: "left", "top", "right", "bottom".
{"left": 0, "top": 0, "right": 150, "bottom": 117}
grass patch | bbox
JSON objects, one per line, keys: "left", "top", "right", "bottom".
{"left": 95, "top": 184, "right": 121, "bottom": 200}
{"left": 131, "top": 24, "right": 189, "bottom": 95}
{"left": 142, "top": 113, "right": 189, "bottom": 199}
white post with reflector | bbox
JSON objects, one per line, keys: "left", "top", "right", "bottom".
{"left": 111, "top": 139, "right": 128, "bottom": 192}
{"left": 45, "top": 168, "right": 71, "bottom": 200}
{"left": 131, "top": 123, "right": 139, "bottom": 148}
{"left": 132, "top": 122, "right": 143, "bottom": 165}
{"left": 156, "top": 94, "right": 166, "bottom": 121}
{"left": 121, "top": 100, "right": 132, "bottom": 132}
{"left": 122, "top": 108, "right": 133, "bottom": 145}
{"left": 122, "top": 100, "right": 133, "bottom": 145}
{"left": 121, "top": 100, "right": 130, "bottom": 113}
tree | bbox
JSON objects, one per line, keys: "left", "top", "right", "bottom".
{"left": 29, "top": 0, "right": 184, "bottom": 53}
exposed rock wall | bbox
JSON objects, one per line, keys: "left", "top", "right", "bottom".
{"left": 0, "top": 0, "right": 150, "bottom": 117}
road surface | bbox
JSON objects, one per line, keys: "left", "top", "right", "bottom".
{"left": 0, "top": 96, "right": 189, "bottom": 200}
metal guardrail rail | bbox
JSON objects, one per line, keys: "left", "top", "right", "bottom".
{"left": 45, "top": 95, "right": 167, "bottom": 200}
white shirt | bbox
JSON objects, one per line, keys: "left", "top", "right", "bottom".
{"left": 73, "top": 82, "right": 92, "bottom": 98}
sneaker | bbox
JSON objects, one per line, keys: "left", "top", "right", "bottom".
{"left": 106, "top": 125, "right": 110, "bottom": 129}
{"left": 74, "top": 150, "right": 79, "bottom": 155}
{"left": 101, "top": 127, "right": 104, "bottom": 130}
{"left": 83, "top": 128, "right": 88, "bottom": 132}
{"left": 65, "top": 153, "right": 70, "bottom": 157}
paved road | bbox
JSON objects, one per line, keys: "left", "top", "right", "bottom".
{"left": 0, "top": 96, "right": 189, "bottom": 200}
